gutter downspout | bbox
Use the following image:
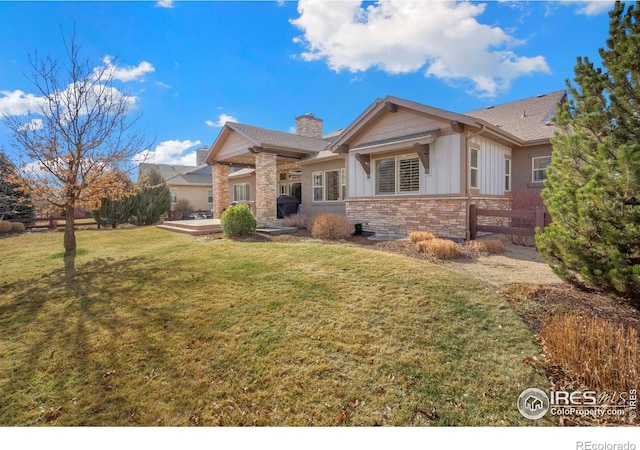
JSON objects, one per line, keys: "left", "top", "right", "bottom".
{"left": 465, "top": 124, "right": 486, "bottom": 240}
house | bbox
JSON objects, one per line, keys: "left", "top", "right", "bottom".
{"left": 139, "top": 148, "right": 214, "bottom": 214}
{"left": 205, "top": 91, "right": 565, "bottom": 239}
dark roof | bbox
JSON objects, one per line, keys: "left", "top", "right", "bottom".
{"left": 138, "top": 163, "right": 193, "bottom": 180}
{"left": 464, "top": 90, "right": 566, "bottom": 142}
{"left": 229, "top": 122, "right": 331, "bottom": 153}
{"left": 139, "top": 163, "right": 212, "bottom": 186}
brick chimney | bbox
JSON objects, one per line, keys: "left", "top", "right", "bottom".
{"left": 196, "top": 147, "right": 209, "bottom": 166}
{"left": 295, "top": 113, "right": 323, "bottom": 138}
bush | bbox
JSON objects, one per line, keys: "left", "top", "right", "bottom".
{"left": 409, "top": 231, "right": 436, "bottom": 243}
{"left": 276, "top": 214, "right": 310, "bottom": 229}
{"left": 220, "top": 203, "right": 257, "bottom": 237}
{"left": 174, "top": 198, "right": 193, "bottom": 219}
{"left": 466, "top": 239, "right": 505, "bottom": 254}
{"left": 540, "top": 314, "right": 639, "bottom": 393}
{"left": 10, "top": 222, "right": 25, "bottom": 232}
{"left": 311, "top": 214, "right": 353, "bottom": 240}
{"left": 0, "top": 221, "right": 12, "bottom": 233}
{"left": 417, "top": 238, "right": 462, "bottom": 259}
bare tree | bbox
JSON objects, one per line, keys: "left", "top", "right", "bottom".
{"left": 3, "top": 29, "right": 149, "bottom": 255}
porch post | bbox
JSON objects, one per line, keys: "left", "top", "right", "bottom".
{"left": 255, "top": 152, "right": 277, "bottom": 226}
{"left": 212, "top": 164, "right": 229, "bottom": 219}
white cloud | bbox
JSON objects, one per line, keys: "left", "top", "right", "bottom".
{"left": 571, "top": 1, "right": 614, "bottom": 16}
{"left": 155, "top": 81, "right": 171, "bottom": 88}
{"left": 17, "top": 118, "right": 43, "bottom": 132}
{"left": 290, "top": 0, "right": 550, "bottom": 97}
{"left": 99, "top": 56, "right": 156, "bottom": 83}
{"left": 156, "top": 0, "right": 174, "bottom": 8}
{"left": 134, "top": 139, "right": 201, "bottom": 166}
{"left": 0, "top": 90, "right": 45, "bottom": 115}
{"left": 205, "top": 113, "right": 238, "bottom": 128}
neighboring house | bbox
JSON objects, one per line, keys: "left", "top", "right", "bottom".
{"left": 205, "top": 91, "right": 566, "bottom": 239}
{"left": 138, "top": 148, "right": 214, "bottom": 213}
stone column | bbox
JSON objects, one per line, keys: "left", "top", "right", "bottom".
{"left": 212, "top": 164, "right": 229, "bottom": 219}
{"left": 255, "top": 152, "right": 277, "bottom": 226}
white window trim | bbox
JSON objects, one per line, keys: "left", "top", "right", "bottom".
{"left": 469, "top": 147, "right": 479, "bottom": 189}
{"left": 170, "top": 189, "right": 177, "bottom": 203}
{"left": 373, "top": 153, "right": 421, "bottom": 196}
{"left": 504, "top": 157, "right": 511, "bottom": 192}
{"left": 312, "top": 170, "right": 346, "bottom": 202}
{"left": 278, "top": 183, "right": 288, "bottom": 195}
{"left": 532, "top": 156, "right": 551, "bottom": 183}
{"left": 233, "top": 183, "right": 250, "bottom": 202}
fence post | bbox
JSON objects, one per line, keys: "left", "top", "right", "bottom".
{"left": 535, "top": 206, "right": 545, "bottom": 230}
{"left": 469, "top": 204, "right": 477, "bottom": 240}
{"left": 49, "top": 216, "right": 54, "bottom": 231}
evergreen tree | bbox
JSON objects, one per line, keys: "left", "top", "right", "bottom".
{"left": 91, "top": 171, "right": 135, "bottom": 229}
{"left": 0, "top": 151, "right": 34, "bottom": 219}
{"left": 537, "top": 1, "right": 640, "bottom": 303}
{"left": 131, "top": 166, "right": 171, "bottom": 226}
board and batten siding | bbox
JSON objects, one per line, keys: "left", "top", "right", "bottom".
{"left": 215, "top": 132, "right": 253, "bottom": 160}
{"left": 348, "top": 133, "right": 462, "bottom": 197}
{"left": 468, "top": 135, "right": 512, "bottom": 196}
{"left": 351, "top": 109, "right": 443, "bottom": 147}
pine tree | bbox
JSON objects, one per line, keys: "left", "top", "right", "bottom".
{"left": 0, "top": 151, "right": 34, "bottom": 219}
{"left": 131, "top": 166, "right": 171, "bottom": 226}
{"left": 536, "top": 1, "right": 640, "bottom": 303}
{"left": 91, "top": 171, "right": 135, "bottom": 229}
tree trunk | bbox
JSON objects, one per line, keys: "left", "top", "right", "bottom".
{"left": 64, "top": 206, "right": 76, "bottom": 256}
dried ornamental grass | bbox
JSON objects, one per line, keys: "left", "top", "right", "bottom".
{"left": 276, "top": 214, "right": 310, "bottom": 229}
{"left": 311, "top": 214, "right": 353, "bottom": 240}
{"left": 409, "top": 231, "right": 436, "bottom": 243}
{"left": 466, "top": 239, "right": 505, "bottom": 254}
{"left": 540, "top": 314, "right": 640, "bottom": 393}
{"left": 0, "top": 221, "right": 12, "bottom": 233}
{"left": 10, "top": 222, "right": 25, "bottom": 232}
{"left": 416, "top": 238, "right": 462, "bottom": 259}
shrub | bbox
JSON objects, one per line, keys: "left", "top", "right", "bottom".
{"left": 409, "top": 231, "right": 436, "bottom": 243}
{"left": 310, "top": 214, "right": 353, "bottom": 240}
{"left": 466, "top": 239, "right": 505, "bottom": 254}
{"left": 540, "top": 314, "right": 639, "bottom": 393}
{"left": 416, "top": 238, "right": 462, "bottom": 259}
{"left": 220, "top": 203, "right": 257, "bottom": 237}
{"left": 0, "top": 220, "right": 12, "bottom": 233}
{"left": 174, "top": 198, "right": 193, "bottom": 219}
{"left": 10, "top": 222, "right": 25, "bottom": 232}
{"left": 276, "top": 214, "right": 310, "bottom": 229}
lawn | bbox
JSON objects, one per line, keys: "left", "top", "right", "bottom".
{"left": 0, "top": 227, "right": 549, "bottom": 426}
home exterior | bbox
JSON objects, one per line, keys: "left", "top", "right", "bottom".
{"left": 205, "top": 91, "right": 565, "bottom": 239}
{"left": 139, "top": 148, "right": 214, "bottom": 213}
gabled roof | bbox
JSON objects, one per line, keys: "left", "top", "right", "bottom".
{"left": 139, "top": 162, "right": 212, "bottom": 186}
{"left": 465, "top": 90, "right": 566, "bottom": 143}
{"left": 228, "top": 122, "right": 331, "bottom": 153}
{"left": 138, "top": 163, "right": 194, "bottom": 180}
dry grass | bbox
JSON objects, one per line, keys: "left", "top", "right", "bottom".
{"left": 311, "top": 214, "right": 354, "bottom": 240}
{"left": 276, "top": 214, "right": 311, "bottom": 229}
{"left": 540, "top": 314, "right": 640, "bottom": 393}
{"left": 0, "top": 221, "right": 12, "bottom": 233}
{"left": 416, "top": 238, "right": 463, "bottom": 260}
{"left": 10, "top": 222, "right": 25, "bottom": 232}
{"left": 0, "top": 227, "right": 547, "bottom": 426}
{"left": 408, "top": 231, "right": 436, "bottom": 243}
{"left": 466, "top": 239, "right": 505, "bottom": 255}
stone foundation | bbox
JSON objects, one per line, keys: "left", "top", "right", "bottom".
{"left": 346, "top": 197, "right": 468, "bottom": 239}
{"left": 474, "top": 197, "right": 512, "bottom": 228}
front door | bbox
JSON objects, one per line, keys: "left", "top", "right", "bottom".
{"left": 290, "top": 182, "right": 302, "bottom": 203}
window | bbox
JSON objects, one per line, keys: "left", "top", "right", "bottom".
{"left": 325, "top": 170, "right": 340, "bottom": 201}
{"left": 313, "top": 172, "right": 323, "bottom": 202}
{"left": 233, "top": 183, "right": 250, "bottom": 202}
{"left": 532, "top": 156, "right": 551, "bottom": 183}
{"left": 278, "top": 183, "right": 288, "bottom": 195}
{"left": 375, "top": 155, "right": 421, "bottom": 195}
{"left": 279, "top": 172, "right": 288, "bottom": 182}
{"left": 504, "top": 158, "right": 511, "bottom": 192}
{"left": 170, "top": 189, "right": 177, "bottom": 203}
{"left": 313, "top": 170, "right": 346, "bottom": 202}
{"left": 469, "top": 148, "right": 479, "bottom": 189}
{"left": 207, "top": 189, "right": 213, "bottom": 204}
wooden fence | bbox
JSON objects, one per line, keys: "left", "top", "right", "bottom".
{"left": 5, "top": 216, "right": 98, "bottom": 231}
{"left": 469, "top": 204, "right": 551, "bottom": 240}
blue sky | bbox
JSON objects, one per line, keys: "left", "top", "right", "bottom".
{"left": 0, "top": 1, "right": 615, "bottom": 168}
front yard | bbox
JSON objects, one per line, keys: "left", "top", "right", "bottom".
{"left": 0, "top": 227, "right": 550, "bottom": 425}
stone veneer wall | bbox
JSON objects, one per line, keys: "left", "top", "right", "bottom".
{"left": 345, "top": 196, "right": 512, "bottom": 239}
{"left": 346, "top": 197, "right": 468, "bottom": 239}
{"left": 212, "top": 164, "right": 229, "bottom": 219}
{"left": 255, "top": 152, "right": 277, "bottom": 226}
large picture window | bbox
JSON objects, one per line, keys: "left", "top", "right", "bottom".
{"left": 233, "top": 183, "right": 250, "bottom": 202}
{"left": 375, "top": 155, "right": 420, "bottom": 195}
{"left": 532, "top": 156, "right": 551, "bottom": 183}
{"left": 325, "top": 170, "right": 340, "bottom": 201}
{"left": 313, "top": 170, "right": 346, "bottom": 202}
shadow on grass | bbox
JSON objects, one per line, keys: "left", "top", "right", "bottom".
{"left": 0, "top": 255, "right": 179, "bottom": 425}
